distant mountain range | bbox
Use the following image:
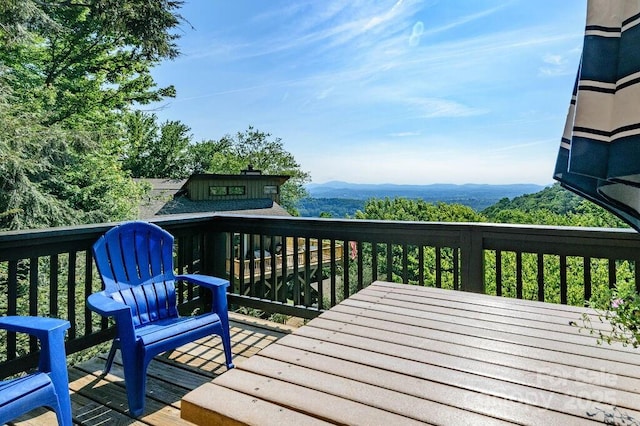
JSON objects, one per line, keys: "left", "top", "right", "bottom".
{"left": 299, "top": 181, "right": 550, "bottom": 217}
{"left": 306, "top": 181, "right": 547, "bottom": 202}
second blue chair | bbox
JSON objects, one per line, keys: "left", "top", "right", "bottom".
{"left": 87, "top": 221, "right": 234, "bottom": 416}
{"left": 0, "top": 316, "right": 72, "bottom": 425}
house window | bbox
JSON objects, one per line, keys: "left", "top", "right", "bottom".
{"left": 228, "top": 186, "right": 246, "bottom": 195}
{"left": 264, "top": 185, "right": 278, "bottom": 194}
{"left": 209, "top": 186, "right": 228, "bottom": 196}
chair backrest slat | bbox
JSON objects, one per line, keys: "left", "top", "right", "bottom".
{"left": 93, "top": 221, "right": 179, "bottom": 327}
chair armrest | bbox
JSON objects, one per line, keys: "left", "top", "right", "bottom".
{"left": 0, "top": 316, "right": 70, "bottom": 339}
{"left": 176, "top": 274, "right": 230, "bottom": 324}
{"left": 175, "top": 274, "right": 229, "bottom": 290}
{"left": 87, "top": 291, "right": 131, "bottom": 317}
{"left": 0, "top": 316, "right": 70, "bottom": 376}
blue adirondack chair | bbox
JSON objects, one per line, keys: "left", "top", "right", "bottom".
{"left": 0, "top": 316, "right": 72, "bottom": 426}
{"left": 87, "top": 221, "right": 234, "bottom": 417}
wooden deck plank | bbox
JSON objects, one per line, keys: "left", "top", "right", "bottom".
{"left": 238, "top": 354, "right": 514, "bottom": 425}
{"left": 370, "top": 281, "right": 595, "bottom": 315}
{"left": 356, "top": 287, "right": 613, "bottom": 333}
{"left": 210, "top": 369, "right": 430, "bottom": 426}
{"left": 255, "top": 343, "right": 558, "bottom": 425}
{"left": 182, "top": 383, "right": 333, "bottom": 426}
{"left": 339, "top": 296, "right": 616, "bottom": 350}
{"left": 329, "top": 300, "right": 640, "bottom": 366}
{"left": 67, "top": 365, "right": 194, "bottom": 425}
{"left": 272, "top": 332, "right": 618, "bottom": 423}
{"left": 307, "top": 314, "right": 640, "bottom": 394}
{"left": 365, "top": 282, "right": 617, "bottom": 333}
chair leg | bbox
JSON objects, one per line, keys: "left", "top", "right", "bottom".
{"left": 220, "top": 327, "right": 235, "bottom": 369}
{"left": 102, "top": 340, "right": 118, "bottom": 376}
{"left": 121, "top": 350, "right": 147, "bottom": 417}
{"left": 46, "top": 327, "right": 73, "bottom": 426}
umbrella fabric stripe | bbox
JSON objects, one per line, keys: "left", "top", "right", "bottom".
{"left": 622, "top": 11, "right": 640, "bottom": 28}
{"left": 579, "top": 79, "right": 616, "bottom": 90}
{"left": 554, "top": 0, "right": 640, "bottom": 231}
{"left": 581, "top": 36, "right": 619, "bottom": 82}
{"left": 617, "top": 72, "right": 640, "bottom": 90}
{"left": 584, "top": 27, "right": 619, "bottom": 37}
{"left": 613, "top": 123, "right": 640, "bottom": 139}
{"left": 608, "top": 137, "right": 640, "bottom": 182}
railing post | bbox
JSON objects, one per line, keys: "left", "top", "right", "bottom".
{"left": 460, "top": 226, "right": 484, "bottom": 293}
{"left": 205, "top": 231, "right": 228, "bottom": 279}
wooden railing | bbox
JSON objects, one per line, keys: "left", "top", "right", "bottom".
{"left": 2, "top": 213, "right": 640, "bottom": 377}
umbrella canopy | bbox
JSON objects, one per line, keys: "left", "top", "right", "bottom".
{"left": 554, "top": 0, "right": 640, "bottom": 231}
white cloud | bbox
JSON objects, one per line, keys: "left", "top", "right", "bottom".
{"left": 389, "top": 131, "right": 421, "bottom": 137}
{"left": 409, "top": 97, "right": 488, "bottom": 118}
{"left": 539, "top": 53, "right": 573, "bottom": 76}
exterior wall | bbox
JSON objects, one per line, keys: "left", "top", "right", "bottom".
{"left": 186, "top": 177, "right": 284, "bottom": 203}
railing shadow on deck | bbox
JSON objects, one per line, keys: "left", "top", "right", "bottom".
{"left": 2, "top": 212, "right": 640, "bottom": 377}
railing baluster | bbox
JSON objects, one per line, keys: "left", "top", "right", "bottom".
{"left": 7, "top": 260, "right": 18, "bottom": 360}
{"left": 386, "top": 243, "right": 393, "bottom": 282}
{"left": 50, "top": 254, "right": 59, "bottom": 318}
{"left": 304, "top": 238, "right": 311, "bottom": 306}
{"left": 186, "top": 235, "right": 195, "bottom": 301}
{"left": 435, "top": 247, "right": 442, "bottom": 288}
{"left": 259, "top": 235, "right": 266, "bottom": 299}
{"left": 357, "top": 241, "right": 363, "bottom": 291}
{"left": 537, "top": 253, "right": 544, "bottom": 302}
{"left": 282, "top": 235, "right": 289, "bottom": 303}
{"left": 316, "top": 239, "right": 324, "bottom": 309}
{"left": 269, "top": 236, "right": 277, "bottom": 302}
{"left": 418, "top": 245, "right": 425, "bottom": 286}
{"left": 85, "top": 250, "right": 93, "bottom": 336}
{"left": 330, "top": 238, "right": 336, "bottom": 307}
{"left": 248, "top": 234, "right": 256, "bottom": 297}
{"left": 584, "top": 256, "right": 592, "bottom": 301}
{"left": 292, "top": 237, "right": 300, "bottom": 305}
{"left": 238, "top": 233, "right": 246, "bottom": 294}
{"left": 28, "top": 257, "right": 38, "bottom": 352}
{"left": 516, "top": 252, "right": 523, "bottom": 299}
{"left": 341, "top": 239, "right": 349, "bottom": 301}
{"left": 402, "top": 244, "right": 408, "bottom": 284}
{"left": 560, "top": 255, "right": 567, "bottom": 304}
{"left": 67, "top": 251, "right": 77, "bottom": 340}
{"left": 176, "top": 236, "right": 185, "bottom": 305}
{"left": 372, "top": 242, "right": 378, "bottom": 282}
{"left": 495, "top": 250, "right": 502, "bottom": 297}
{"left": 608, "top": 258, "right": 616, "bottom": 290}
{"left": 453, "top": 248, "right": 459, "bottom": 291}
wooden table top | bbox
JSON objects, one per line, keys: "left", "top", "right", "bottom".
{"left": 182, "top": 281, "right": 640, "bottom": 425}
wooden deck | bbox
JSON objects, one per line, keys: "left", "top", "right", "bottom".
{"left": 8, "top": 314, "right": 295, "bottom": 426}
{"left": 183, "top": 281, "right": 640, "bottom": 425}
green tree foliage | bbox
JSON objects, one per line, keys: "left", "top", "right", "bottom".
{"left": 189, "top": 126, "right": 311, "bottom": 215}
{"left": 122, "top": 111, "right": 191, "bottom": 178}
{"left": 354, "top": 198, "right": 486, "bottom": 222}
{"left": 0, "top": 80, "right": 143, "bottom": 229}
{"left": 482, "top": 183, "right": 628, "bottom": 228}
{"left": 0, "top": 1, "right": 183, "bottom": 229}
{"left": 185, "top": 138, "right": 232, "bottom": 175}
{"left": 1, "top": 0, "right": 181, "bottom": 126}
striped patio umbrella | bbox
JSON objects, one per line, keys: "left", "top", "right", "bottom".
{"left": 554, "top": 0, "right": 640, "bottom": 230}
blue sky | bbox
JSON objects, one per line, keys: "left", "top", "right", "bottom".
{"left": 147, "top": 0, "right": 587, "bottom": 185}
